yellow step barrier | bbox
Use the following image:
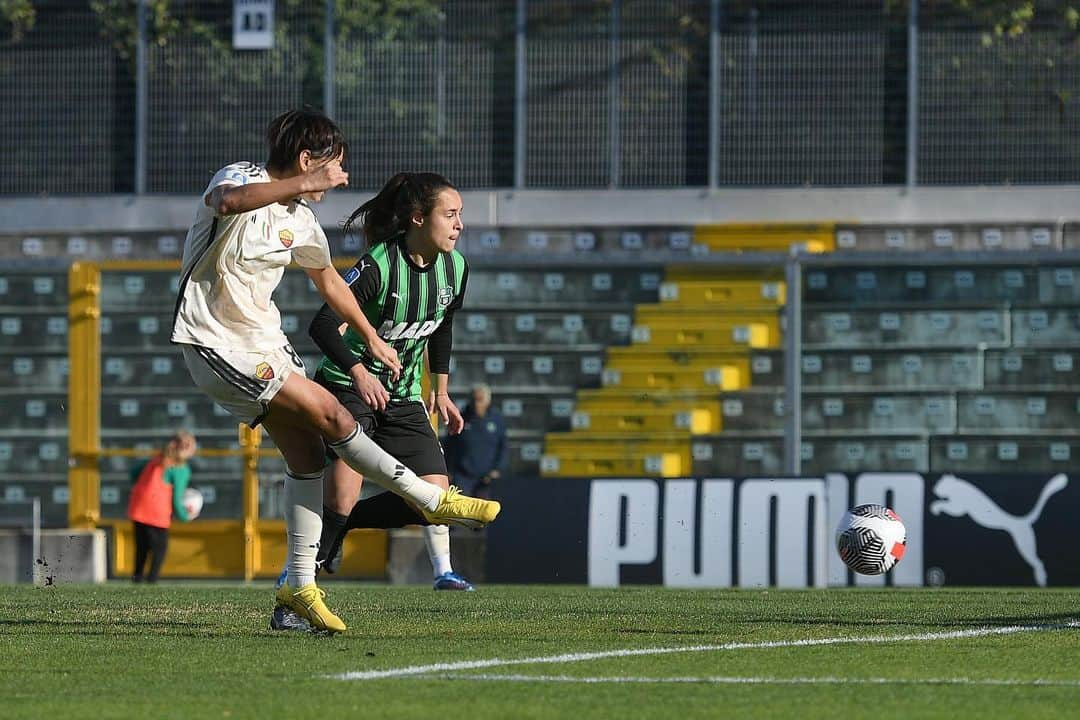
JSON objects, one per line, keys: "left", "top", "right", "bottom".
{"left": 632, "top": 321, "right": 778, "bottom": 348}
{"left": 605, "top": 347, "right": 754, "bottom": 367}
{"left": 575, "top": 392, "right": 716, "bottom": 411}
{"left": 106, "top": 519, "right": 387, "bottom": 579}
{"left": 576, "top": 387, "right": 719, "bottom": 404}
{"left": 663, "top": 267, "right": 785, "bottom": 283}
{"left": 571, "top": 405, "right": 721, "bottom": 435}
{"left": 659, "top": 280, "right": 786, "bottom": 306}
{"left": 541, "top": 435, "right": 691, "bottom": 478}
{"left": 600, "top": 363, "right": 747, "bottom": 391}
{"left": 635, "top": 306, "right": 782, "bottom": 326}
{"left": 694, "top": 222, "right": 836, "bottom": 253}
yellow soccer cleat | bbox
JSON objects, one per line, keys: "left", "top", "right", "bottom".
{"left": 274, "top": 582, "right": 347, "bottom": 634}
{"left": 422, "top": 485, "right": 501, "bottom": 529}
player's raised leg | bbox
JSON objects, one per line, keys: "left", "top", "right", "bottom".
{"left": 268, "top": 376, "right": 499, "bottom": 527}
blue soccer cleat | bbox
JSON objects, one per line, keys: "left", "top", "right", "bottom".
{"left": 275, "top": 566, "right": 288, "bottom": 590}
{"left": 433, "top": 571, "right": 475, "bottom": 591}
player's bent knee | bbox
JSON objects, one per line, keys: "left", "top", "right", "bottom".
{"left": 313, "top": 397, "right": 354, "bottom": 439}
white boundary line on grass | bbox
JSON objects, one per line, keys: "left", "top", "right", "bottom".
{"left": 330, "top": 620, "right": 1078, "bottom": 682}
{"left": 434, "top": 674, "right": 1080, "bottom": 687}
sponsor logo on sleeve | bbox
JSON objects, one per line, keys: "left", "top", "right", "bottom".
{"left": 343, "top": 267, "right": 360, "bottom": 285}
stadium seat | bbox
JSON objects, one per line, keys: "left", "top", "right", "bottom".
{"left": 1036, "top": 267, "right": 1080, "bottom": 304}
{"left": 601, "top": 361, "right": 748, "bottom": 392}
{"left": 444, "top": 388, "right": 578, "bottom": 433}
{"left": 930, "top": 435, "right": 1080, "bottom": 473}
{"left": 710, "top": 391, "right": 786, "bottom": 431}
{"left": 694, "top": 223, "right": 835, "bottom": 253}
{"left": 541, "top": 434, "right": 691, "bottom": 478}
{"left": 983, "top": 349, "right": 1080, "bottom": 388}
{"left": 0, "top": 314, "right": 69, "bottom": 352}
{"left": 605, "top": 347, "right": 784, "bottom": 388}
{"left": 801, "top": 349, "right": 981, "bottom": 390}
{"left": 956, "top": 391, "right": 1080, "bottom": 432}
{"left": 102, "top": 353, "right": 189, "bottom": 388}
{"left": 658, "top": 278, "right": 786, "bottom": 308}
{"left": 101, "top": 394, "right": 241, "bottom": 433}
{"left": 832, "top": 224, "right": 1055, "bottom": 252}
{"left": 101, "top": 312, "right": 173, "bottom": 349}
{"left": 0, "top": 437, "right": 68, "bottom": 474}
{"left": 803, "top": 308, "right": 1008, "bottom": 349}
{"left": 802, "top": 435, "right": 929, "bottom": 473}
{"left": 0, "top": 393, "right": 68, "bottom": 432}
{"left": 1012, "top": 309, "right": 1080, "bottom": 346}
{"left": 804, "top": 266, "right": 1037, "bottom": 305}
{"left": 455, "top": 310, "right": 633, "bottom": 346}
{"left": 0, "top": 272, "right": 69, "bottom": 308}
{"left": 100, "top": 272, "right": 179, "bottom": 309}
{"left": 451, "top": 227, "right": 695, "bottom": 255}
{"left": 450, "top": 350, "right": 602, "bottom": 390}
{"left": 690, "top": 435, "right": 785, "bottom": 476}
{"left": 801, "top": 392, "right": 956, "bottom": 434}
{"left": 571, "top": 405, "right": 721, "bottom": 435}
{"left": 0, "top": 355, "right": 68, "bottom": 390}
{"left": 465, "top": 268, "right": 662, "bottom": 306}
{"left": 631, "top": 313, "right": 781, "bottom": 349}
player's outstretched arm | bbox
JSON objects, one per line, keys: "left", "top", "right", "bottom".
{"left": 205, "top": 160, "right": 348, "bottom": 215}
{"left": 305, "top": 266, "right": 402, "bottom": 380}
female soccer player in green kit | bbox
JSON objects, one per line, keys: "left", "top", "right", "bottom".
{"left": 306, "top": 172, "right": 479, "bottom": 592}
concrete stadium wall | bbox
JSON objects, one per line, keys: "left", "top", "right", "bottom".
{"left": 4, "top": 186, "right": 1080, "bottom": 234}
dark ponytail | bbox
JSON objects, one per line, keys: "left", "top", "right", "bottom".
{"left": 343, "top": 172, "right": 456, "bottom": 247}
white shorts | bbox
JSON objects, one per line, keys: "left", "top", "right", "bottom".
{"left": 180, "top": 343, "right": 306, "bottom": 427}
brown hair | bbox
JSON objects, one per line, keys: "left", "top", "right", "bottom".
{"left": 343, "top": 172, "right": 456, "bottom": 247}
{"left": 265, "top": 108, "right": 347, "bottom": 174}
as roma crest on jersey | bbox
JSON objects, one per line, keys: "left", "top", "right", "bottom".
{"left": 254, "top": 362, "right": 275, "bottom": 380}
{"left": 278, "top": 229, "right": 294, "bottom": 248}
{"left": 438, "top": 286, "right": 454, "bottom": 307}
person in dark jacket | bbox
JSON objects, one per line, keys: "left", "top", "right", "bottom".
{"left": 445, "top": 384, "right": 507, "bottom": 500}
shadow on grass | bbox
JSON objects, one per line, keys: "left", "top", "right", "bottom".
{"left": 0, "top": 617, "right": 226, "bottom": 637}
{"left": 733, "top": 612, "right": 1080, "bottom": 629}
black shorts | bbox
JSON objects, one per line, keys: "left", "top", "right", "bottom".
{"left": 316, "top": 371, "right": 447, "bottom": 478}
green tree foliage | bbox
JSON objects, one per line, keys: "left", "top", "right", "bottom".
{"left": 0, "top": 0, "right": 35, "bottom": 42}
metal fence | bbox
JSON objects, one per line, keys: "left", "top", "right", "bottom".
{"left": 3, "top": 1, "right": 1080, "bottom": 194}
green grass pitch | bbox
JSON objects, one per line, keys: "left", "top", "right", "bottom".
{"left": 4, "top": 584, "right": 1079, "bottom": 719}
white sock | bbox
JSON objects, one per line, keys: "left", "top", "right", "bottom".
{"left": 329, "top": 425, "right": 441, "bottom": 512}
{"left": 285, "top": 468, "right": 323, "bottom": 588}
{"left": 424, "top": 524, "right": 453, "bottom": 578}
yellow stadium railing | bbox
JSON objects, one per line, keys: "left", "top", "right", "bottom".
{"left": 67, "top": 261, "right": 386, "bottom": 581}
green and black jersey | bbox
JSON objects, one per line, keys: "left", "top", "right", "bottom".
{"left": 312, "top": 234, "right": 468, "bottom": 402}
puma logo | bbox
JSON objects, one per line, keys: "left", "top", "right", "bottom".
{"left": 930, "top": 473, "right": 1068, "bottom": 586}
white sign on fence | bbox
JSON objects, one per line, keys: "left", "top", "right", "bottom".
{"left": 233, "top": 0, "right": 274, "bottom": 50}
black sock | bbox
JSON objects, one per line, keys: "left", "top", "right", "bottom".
{"left": 346, "top": 492, "right": 428, "bottom": 530}
{"left": 316, "top": 507, "right": 349, "bottom": 568}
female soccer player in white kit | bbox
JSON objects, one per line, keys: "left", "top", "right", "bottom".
{"left": 170, "top": 109, "right": 500, "bottom": 633}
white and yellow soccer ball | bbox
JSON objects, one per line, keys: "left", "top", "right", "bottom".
{"left": 182, "top": 487, "right": 204, "bottom": 520}
{"left": 835, "top": 504, "right": 907, "bottom": 575}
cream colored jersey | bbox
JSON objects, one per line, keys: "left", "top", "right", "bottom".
{"left": 170, "top": 162, "right": 333, "bottom": 351}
